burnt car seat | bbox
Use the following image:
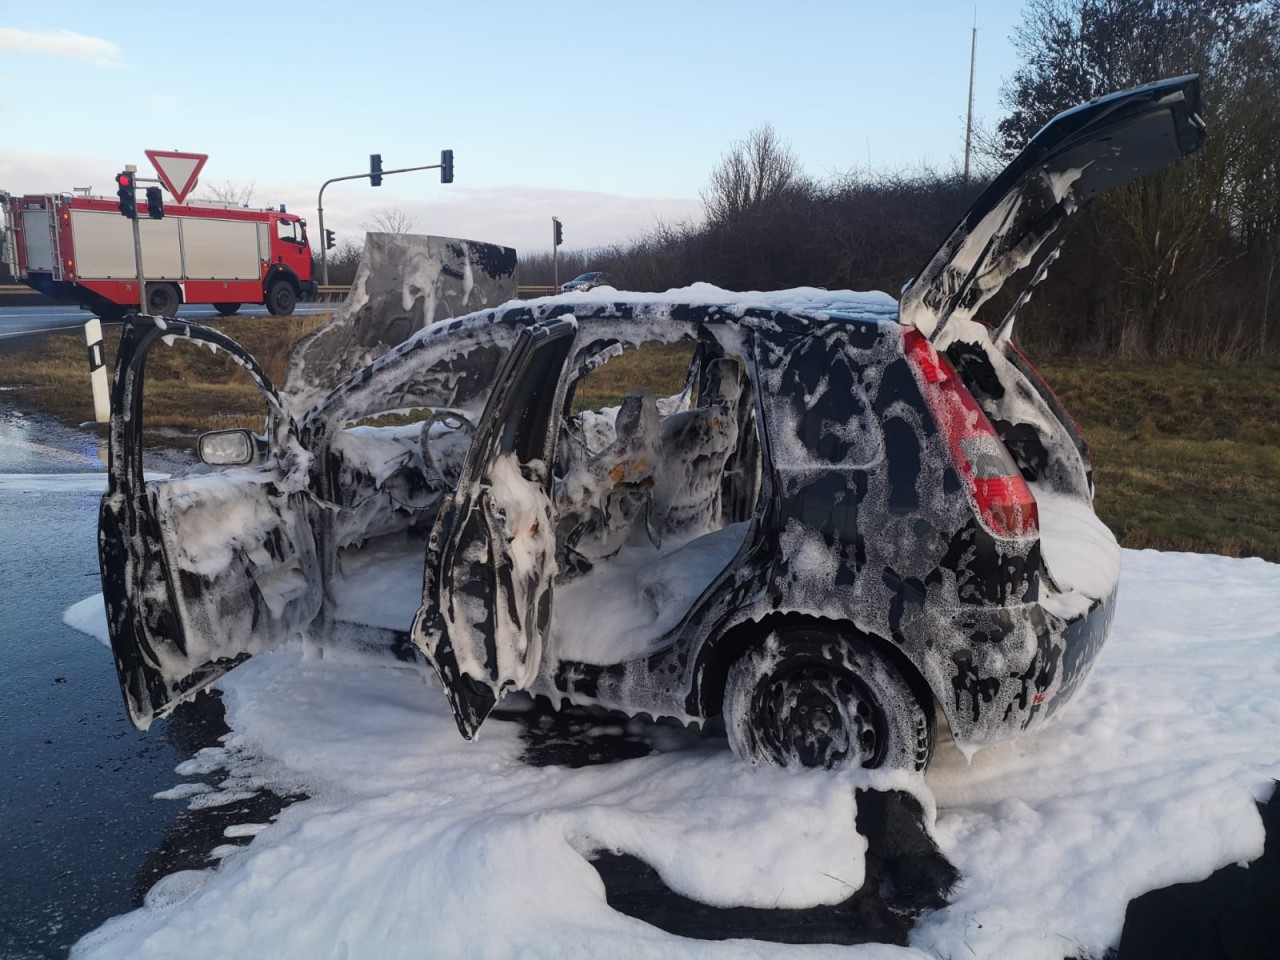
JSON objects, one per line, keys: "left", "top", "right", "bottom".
{"left": 555, "top": 390, "right": 663, "bottom": 564}
{"left": 650, "top": 358, "right": 742, "bottom": 542}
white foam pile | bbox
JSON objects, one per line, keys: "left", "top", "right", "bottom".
{"left": 60, "top": 545, "right": 1280, "bottom": 960}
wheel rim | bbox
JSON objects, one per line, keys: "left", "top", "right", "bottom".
{"left": 759, "top": 666, "right": 885, "bottom": 768}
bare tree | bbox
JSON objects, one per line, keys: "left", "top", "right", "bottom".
{"left": 197, "top": 180, "right": 256, "bottom": 206}
{"left": 702, "top": 124, "right": 804, "bottom": 225}
{"left": 363, "top": 208, "right": 417, "bottom": 234}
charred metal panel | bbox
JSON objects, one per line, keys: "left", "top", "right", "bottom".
{"left": 284, "top": 233, "right": 517, "bottom": 412}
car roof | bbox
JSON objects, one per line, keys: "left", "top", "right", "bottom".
{"left": 492, "top": 284, "right": 900, "bottom": 331}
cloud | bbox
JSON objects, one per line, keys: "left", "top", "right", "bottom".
{"left": 0, "top": 28, "right": 123, "bottom": 68}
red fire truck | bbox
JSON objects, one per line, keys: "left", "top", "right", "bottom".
{"left": 1, "top": 190, "right": 317, "bottom": 319}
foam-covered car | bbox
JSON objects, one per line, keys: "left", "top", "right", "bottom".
{"left": 99, "top": 76, "right": 1203, "bottom": 771}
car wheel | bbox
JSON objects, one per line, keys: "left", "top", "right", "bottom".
{"left": 145, "top": 284, "right": 180, "bottom": 318}
{"left": 213, "top": 302, "right": 240, "bottom": 317}
{"left": 723, "top": 628, "right": 934, "bottom": 772}
{"left": 265, "top": 279, "right": 297, "bottom": 317}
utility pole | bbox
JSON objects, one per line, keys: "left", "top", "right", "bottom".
{"left": 317, "top": 149, "right": 454, "bottom": 285}
{"left": 552, "top": 216, "right": 563, "bottom": 289}
{"left": 963, "top": 13, "right": 977, "bottom": 182}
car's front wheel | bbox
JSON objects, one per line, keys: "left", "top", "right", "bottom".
{"left": 723, "top": 628, "right": 934, "bottom": 772}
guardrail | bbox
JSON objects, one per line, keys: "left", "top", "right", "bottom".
{"left": 1, "top": 283, "right": 564, "bottom": 304}
{"left": 313, "top": 284, "right": 561, "bottom": 304}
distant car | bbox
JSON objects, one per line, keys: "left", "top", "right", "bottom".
{"left": 561, "top": 272, "right": 611, "bottom": 293}
{"left": 98, "top": 77, "right": 1203, "bottom": 771}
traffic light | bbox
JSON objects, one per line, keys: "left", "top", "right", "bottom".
{"left": 440, "top": 149, "right": 454, "bottom": 184}
{"left": 115, "top": 171, "right": 136, "bottom": 219}
{"left": 325, "top": 229, "right": 336, "bottom": 250}
{"left": 145, "top": 186, "right": 164, "bottom": 219}
{"left": 553, "top": 217, "right": 563, "bottom": 247}
{"left": 370, "top": 154, "right": 383, "bottom": 187}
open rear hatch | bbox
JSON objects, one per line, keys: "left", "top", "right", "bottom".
{"left": 899, "top": 75, "right": 1205, "bottom": 341}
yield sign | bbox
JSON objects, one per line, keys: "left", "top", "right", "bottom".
{"left": 144, "top": 150, "right": 208, "bottom": 204}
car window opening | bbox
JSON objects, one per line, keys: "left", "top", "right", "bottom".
{"left": 551, "top": 341, "right": 762, "bottom": 665}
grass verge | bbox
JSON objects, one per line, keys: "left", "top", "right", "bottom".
{"left": 0, "top": 321, "right": 1275, "bottom": 561}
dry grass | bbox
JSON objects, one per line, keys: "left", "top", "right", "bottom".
{"left": 0, "top": 314, "right": 328, "bottom": 440}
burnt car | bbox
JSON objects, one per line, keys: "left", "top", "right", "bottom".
{"left": 98, "top": 77, "right": 1204, "bottom": 771}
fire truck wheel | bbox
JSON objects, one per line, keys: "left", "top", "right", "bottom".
{"left": 266, "top": 280, "right": 297, "bottom": 317}
{"left": 145, "top": 284, "right": 180, "bottom": 319}
{"left": 213, "top": 303, "right": 241, "bottom": 317}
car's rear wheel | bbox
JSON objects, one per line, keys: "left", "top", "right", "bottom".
{"left": 723, "top": 628, "right": 934, "bottom": 771}
{"left": 213, "top": 302, "right": 240, "bottom": 316}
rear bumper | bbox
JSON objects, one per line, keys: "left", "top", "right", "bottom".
{"left": 942, "top": 587, "right": 1117, "bottom": 748}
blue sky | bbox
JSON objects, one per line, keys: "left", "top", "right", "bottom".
{"left": 1, "top": 1, "right": 1029, "bottom": 254}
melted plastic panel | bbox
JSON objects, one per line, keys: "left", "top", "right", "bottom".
{"left": 283, "top": 233, "right": 517, "bottom": 412}
{"left": 303, "top": 313, "right": 520, "bottom": 436}
{"left": 323, "top": 424, "right": 449, "bottom": 553}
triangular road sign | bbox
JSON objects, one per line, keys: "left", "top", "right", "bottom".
{"left": 144, "top": 150, "right": 209, "bottom": 204}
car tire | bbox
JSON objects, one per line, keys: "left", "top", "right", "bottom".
{"left": 265, "top": 279, "right": 297, "bottom": 317}
{"left": 213, "top": 302, "right": 241, "bottom": 317}
{"left": 723, "top": 627, "right": 934, "bottom": 772}
{"left": 145, "top": 284, "right": 180, "bottom": 319}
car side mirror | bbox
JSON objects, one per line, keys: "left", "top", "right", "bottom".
{"left": 198, "top": 429, "right": 261, "bottom": 467}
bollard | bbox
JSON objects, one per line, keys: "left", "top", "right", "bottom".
{"left": 84, "top": 319, "right": 110, "bottom": 424}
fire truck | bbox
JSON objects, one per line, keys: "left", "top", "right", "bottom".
{"left": 1, "top": 189, "right": 317, "bottom": 319}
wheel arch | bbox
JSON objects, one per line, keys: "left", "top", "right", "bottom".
{"left": 264, "top": 264, "right": 301, "bottom": 293}
{"left": 695, "top": 611, "right": 937, "bottom": 726}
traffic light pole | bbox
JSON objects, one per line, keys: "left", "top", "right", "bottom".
{"left": 124, "top": 166, "right": 147, "bottom": 312}
{"left": 131, "top": 215, "right": 146, "bottom": 312}
{"left": 316, "top": 154, "right": 453, "bottom": 286}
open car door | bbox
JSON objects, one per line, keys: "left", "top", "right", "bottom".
{"left": 899, "top": 75, "right": 1205, "bottom": 341}
{"left": 411, "top": 317, "right": 577, "bottom": 739}
{"left": 99, "top": 318, "right": 321, "bottom": 729}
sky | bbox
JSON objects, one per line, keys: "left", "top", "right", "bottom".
{"left": 0, "top": 1, "right": 1029, "bottom": 256}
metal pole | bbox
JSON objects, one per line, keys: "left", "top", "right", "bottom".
{"left": 963, "top": 18, "right": 977, "bottom": 182}
{"left": 318, "top": 188, "right": 328, "bottom": 286}
{"left": 316, "top": 158, "right": 454, "bottom": 287}
{"left": 128, "top": 166, "right": 147, "bottom": 312}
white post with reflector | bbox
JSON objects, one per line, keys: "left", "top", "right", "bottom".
{"left": 84, "top": 319, "right": 110, "bottom": 423}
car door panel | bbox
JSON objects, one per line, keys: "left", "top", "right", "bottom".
{"left": 412, "top": 317, "right": 576, "bottom": 739}
{"left": 99, "top": 319, "right": 320, "bottom": 729}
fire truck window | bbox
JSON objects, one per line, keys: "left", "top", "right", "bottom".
{"left": 277, "top": 221, "right": 299, "bottom": 244}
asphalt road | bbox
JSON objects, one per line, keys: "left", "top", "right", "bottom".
{"left": 0, "top": 302, "right": 334, "bottom": 342}
{"left": 0, "top": 406, "right": 230, "bottom": 958}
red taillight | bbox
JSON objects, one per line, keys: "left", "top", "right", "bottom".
{"left": 903, "top": 329, "right": 1039, "bottom": 539}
